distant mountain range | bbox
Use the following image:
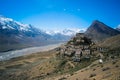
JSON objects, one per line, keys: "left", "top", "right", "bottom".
{"left": 0, "top": 15, "right": 81, "bottom": 52}
{"left": 85, "top": 20, "right": 120, "bottom": 42}
{"left": 45, "top": 28, "right": 85, "bottom": 36}
{"left": 116, "top": 24, "right": 120, "bottom": 31}
{"left": 0, "top": 15, "right": 120, "bottom": 52}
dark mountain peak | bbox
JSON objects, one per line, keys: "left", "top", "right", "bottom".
{"left": 92, "top": 20, "right": 101, "bottom": 23}
{"left": 85, "top": 20, "right": 120, "bottom": 42}
{"left": 91, "top": 20, "right": 106, "bottom": 26}
{"left": 86, "top": 20, "right": 110, "bottom": 34}
{"left": 90, "top": 20, "right": 109, "bottom": 29}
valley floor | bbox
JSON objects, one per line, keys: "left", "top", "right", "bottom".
{"left": 0, "top": 48, "right": 120, "bottom": 80}
{"left": 0, "top": 43, "right": 63, "bottom": 61}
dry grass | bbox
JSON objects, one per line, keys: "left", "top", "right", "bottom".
{"left": 0, "top": 49, "right": 59, "bottom": 80}
{"left": 66, "top": 58, "right": 120, "bottom": 80}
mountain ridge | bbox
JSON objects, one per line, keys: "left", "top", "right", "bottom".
{"left": 0, "top": 15, "right": 80, "bottom": 52}
{"left": 85, "top": 20, "right": 120, "bottom": 42}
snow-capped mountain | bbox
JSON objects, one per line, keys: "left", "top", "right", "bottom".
{"left": 0, "top": 15, "right": 42, "bottom": 35}
{"left": 0, "top": 15, "right": 74, "bottom": 52}
{"left": 0, "top": 15, "right": 28, "bottom": 30}
{"left": 45, "top": 28, "right": 85, "bottom": 36}
{"left": 0, "top": 15, "right": 84, "bottom": 37}
{"left": 0, "top": 16, "right": 51, "bottom": 52}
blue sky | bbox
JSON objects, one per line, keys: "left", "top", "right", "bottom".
{"left": 0, "top": 0, "right": 120, "bottom": 30}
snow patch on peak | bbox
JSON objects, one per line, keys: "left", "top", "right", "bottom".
{"left": 0, "top": 15, "right": 33, "bottom": 31}
{"left": 14, "top": 21, "right": 30, "bottom": 31}
{"left": 45, "top": 30, "right": 60, "bottom": 35}
{"left": 0, "top": 16, "right": 13, "bottom": 22}
{"left": 2, "top": 26, "right": 7, "bottom": 29}
{"left": 15, "top": 21, "right": 28, "bottom": 27}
